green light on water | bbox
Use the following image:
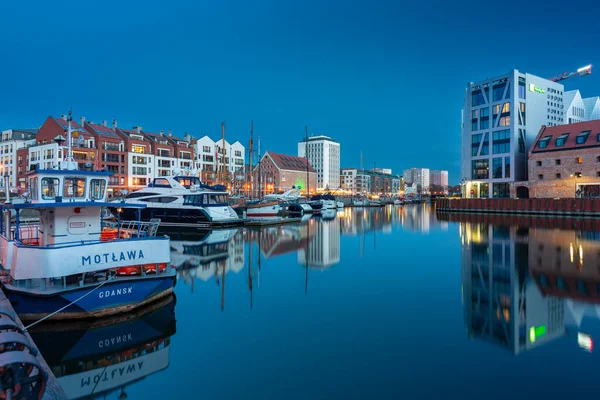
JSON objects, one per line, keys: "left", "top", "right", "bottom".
{"left": 529, "top": 325, "right": 547, "bottom": 343}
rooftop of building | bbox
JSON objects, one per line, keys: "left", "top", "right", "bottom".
{"left": 86, "top": 122, "right": 120, "bottom": 138}
{"left": 531, "top": 120, "right": 600, "bottom": 154}
{"left": 265, "top": 151, "right": 315, "bottom": 173}
{"left": 299, "top": 135, "right": 338, "bottom": 143}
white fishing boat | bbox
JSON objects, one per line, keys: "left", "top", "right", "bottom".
{"left": 0, "top": 112, "right": 175, "bottom": 321}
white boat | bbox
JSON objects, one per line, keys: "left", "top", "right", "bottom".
{"left": 109, "top": 175, "right": 240, "bottom": 227}
{"left": 352, "top": 198, "right": 368, "bottom": 207}
{"left": 246, "top": 188, "right": 304, "bottom": 218}
{"left": 393, "top": 199, "right": 403, "bottom": 206}
{"left": 311, "top": 194, "right": 336, "bottom": 210}
{"left": 0, "top": 113, "right": 175, "bottom": 321}
{"left": 336, "top": 201, "right": 345, "bottom": 209}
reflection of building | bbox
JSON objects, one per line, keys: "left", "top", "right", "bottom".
{"left": 529, "top": 225, "right": 600, "bottom": 303}
{"left": 460, "top": 220, "right": 565, "bottom": 354}
{"left": 298, "top": 218, "right": 340, "bottom": 269}
{"left": 258, "top": 224, "right": 316, "bottom": 259}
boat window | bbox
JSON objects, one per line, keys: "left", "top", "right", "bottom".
{"left": 152, "top": 178, "right": 171, "bottom": 188}
{"left": 174, "top": 177, "right": 200, "bottom": 188}
{"left": 208, "top": 194, "right": 227, "bottom": 204}
{"left": 89, "top": 179, "right": 106, "bottom": 200}
{"left": 64, "top": 177, "right": 86, "bottom": 198}
{"left": 126, "top": 192, "right": 159, "bottom": 199}
{"left": 141, "top": 196, "right": 178, "bottom": 203}
{"left": 30, "top": 177, "right": 39, "bottom": 200}
{"left": 183, "top": 195, "right": 203, "bottom": 205}
{"left": 41, "top": 177, "right": 60, "bottom": 200}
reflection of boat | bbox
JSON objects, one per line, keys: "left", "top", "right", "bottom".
{"left": 29, "top": 295, "right": 176, "bottom": 400}
{"left": 321, "top": 209, "right": 336, "bottom": 221}
{"left": 258, "top": 224, "right": 316, "bottom": 259}
{"left": 170, "top": 228, "right": 240, "bottom": 268}
{"left": 393, "top": 199, "right": 403, "bottom": 206}
{"left": 109, "top": 175, "right": 240, "bottom": 226}
{"left": 336, "top": 201, "right": 344, "bottom": 209}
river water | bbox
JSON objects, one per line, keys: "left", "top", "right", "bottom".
{"left": 29, "top": 205, "right": 600, "bottom": 399}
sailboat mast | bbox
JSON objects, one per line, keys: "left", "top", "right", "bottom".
{"left": 249, "top": 121, "right": 254, "bottom": 199}
{"left": 221, "top": 122, "right": 225, "bottom": 186}
{"left": 258, "top": 136, "right": 262, "bottom": 198}
{"left": 305, "top": 126, "right": 309, "bottom": 196}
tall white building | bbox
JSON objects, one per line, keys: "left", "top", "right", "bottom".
{"left": 298, "top": 135, "right": 340, "bottom": 191}
{"left": 461, "top": 70, "right": 567, "bottom": 198}
{"left": 564, "top": 90, "right": 600, "bottom": 124}
{"left": 430, "top": 170, "right": 449, "bottom": 188}
{"left": 1, "top": 129, "right": 37, "bottom": 189}
{"left": 195, "top": 135, "right": 245, "bottom": 174}
{"left": 403, "top": 168, "right": 429, "bottom": 193}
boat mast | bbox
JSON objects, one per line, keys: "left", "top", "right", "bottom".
{"left": 249, "top": 121, "right": 253, "bottom": 199}
{"left": 305, "top": 126, "right": 309, "bottom": 197}
{"left": 63, "top": 110, "right": 77, "bottom": 170}
{"left": 221, "top": 122, "right": 225, "bottom": 186}
{"left": 258, "top": 136, "right": 262, "bottom": 198}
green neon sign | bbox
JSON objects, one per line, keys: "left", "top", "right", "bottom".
{"left": 529, "top": 83, "right": 545, "bottom": 94}
{"left": 529, "top": 325, "right": 547, "bottom": 343}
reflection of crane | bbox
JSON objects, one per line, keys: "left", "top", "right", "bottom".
{"left": 549, "top": 64, "right": 592, "bottom": 82}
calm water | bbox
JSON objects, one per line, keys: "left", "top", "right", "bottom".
{"left": 30, "top": 205, "right": 600, "bottom": 399}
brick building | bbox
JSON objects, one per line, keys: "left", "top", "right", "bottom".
{"left": 512, "top": 120, "right": 600, "bottom": 198}
{"left": 254, "top": 151, "right": 316, "bottom": 197}
{"left": 84, "top": 119, "right": 127, "bottom": 194}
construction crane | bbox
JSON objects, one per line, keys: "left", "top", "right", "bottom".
{"left": 549, "top": 64, "right": 592, "bottom": 82}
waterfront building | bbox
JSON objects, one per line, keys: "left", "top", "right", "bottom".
{"left": 298, "top": 135, "right": 340, "bottom": 191}
{"left": 461, "top": 69, "right": 600, "bottom": 198}
{"left": 340, "top": 168, "right": 358, "bottom": 192}
{"left": 403, "top": 168, "right": 429, "bottom": 194}
{"left": 430, "top": 170, "right": 449, "bottom": 194}
{"left": 511, "top": 120, "right": 600, "bottom": 198}
{"left": 0, "top": 129, "right": 37, "bottom": 190}
{"left": 340, "top": 168, "right": 402, "bottom": 195}
{"left": 194, "top": 135, "right": 245, "bottom": 187}
{"left": 83, "top": 119, "right": 127, "bottom": 193}
{"left": 254, "top": 151, "right": 317, "bottom": 196}
{"left": 373, "top": 167, "right": 392, "bottom": 175}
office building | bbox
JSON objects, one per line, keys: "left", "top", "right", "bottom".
{"left": 298, "top": 135, "right": 340, "bottom": 191}
{"left": 461, "top": 69, "right": 599, "bottom": 198}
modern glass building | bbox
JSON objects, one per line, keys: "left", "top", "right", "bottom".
{"left": 461, "top": 70, "right": 566, "bottom": 198}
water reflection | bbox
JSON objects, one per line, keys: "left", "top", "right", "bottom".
{"left": 442, "top": 212, "right": 600, "bottom": 354}
{"left": 29, "top": 296, "right": 176, "bottom": 399}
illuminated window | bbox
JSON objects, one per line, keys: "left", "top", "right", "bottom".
{"left": 41, "top": 178, "right": 59, "bottom": 200}
{"left": 502, "top": 103, "right": 510, "bottom": 113}
{"left": 576, "top": 157, "right": 583, "bottom": 164}
{"left": 499, "top": 116, "right": 511, "bottom": 126}
{"left": 64, "top": 177, "right": 86, "bottom": 198}
{"left": 89, "top": 179, "right": 106, "bottom": 200}
{"left": 131, "top": 145, "right": 145, "bottom": 154}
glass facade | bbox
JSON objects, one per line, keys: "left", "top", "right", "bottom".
{"left": 493, "top": 129, "right": 511, "bottom": 154}
{"left": 493, "top": 157, "right": 503, "bottom": 179}
{"left": 472, "top": 159, "right": 489, "bottom": 179}
{"left": 493, "top": 183, "right": 510, "bottom": 198}
{"left": 505, "top": 157, "right": 510, "bottom": 178}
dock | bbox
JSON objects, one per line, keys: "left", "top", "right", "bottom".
{"left": 244, "top": 217, "right": 302, "bottom": 227}
{"left": 0, "top": 290, "right": 68, "bottom": 400}
{"left": 436, "top": 197, "right": 600, "bottom": 217}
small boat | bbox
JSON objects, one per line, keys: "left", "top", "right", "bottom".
{"left": 246, "top": 188, "right": 303, "bottom": 218}
{"left": 368, "top": 199, "right": 383, "bottom": 207}
{"left": 336, "top": 201, "right": 344, "bottom": 209}
{"left": 393, "top": 199, "right": 403, "bottom": 206}
{"left": 310, "top": 194, "right": 336, "bottom": 210}
{"left": 352, "top": 198, "right": 368, "bottom": 207}
{"left": 0, "top": 115, "right": 175, "bottom": 321}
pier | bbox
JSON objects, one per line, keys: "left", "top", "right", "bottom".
{"left": 436, "top": 197, "right": 600, "bottom": 217}
{"left": 0, "top": 290, "right": 67, "bottom": 400}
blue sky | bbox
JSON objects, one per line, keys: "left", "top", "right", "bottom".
{"left": 1, "top": 0, "right": 599, "bottom": 183}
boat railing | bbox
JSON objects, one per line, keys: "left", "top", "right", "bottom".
{"left": 115, "top": 219, "right": 161, "bottom": 238}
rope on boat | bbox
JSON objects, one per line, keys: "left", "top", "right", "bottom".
{"left": 23, "top": 273, "right": 118, "bottom": 331}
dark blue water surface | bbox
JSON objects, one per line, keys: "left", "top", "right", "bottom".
{"left": 31, "top": 205, "right": 600, "bottom": 399}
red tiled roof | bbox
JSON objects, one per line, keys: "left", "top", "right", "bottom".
{"left": 266, "top": 151, "right": 315, "bottom": 172}
{"left": 531, "top": 120, "right": 600, "bottom": 153}
{"left": 87, "top": 123, "right": 119, "bottom": 138}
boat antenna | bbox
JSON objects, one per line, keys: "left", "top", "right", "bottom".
{"left": 63, "top": 109, "right": 77, "bottom": 170}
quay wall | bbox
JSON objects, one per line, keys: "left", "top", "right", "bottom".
{"left": 436, "top": 198, "right": 600, "bottom": 217}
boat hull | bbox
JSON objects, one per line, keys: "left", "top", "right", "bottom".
{"left": 4, "top": 272, "right": 176, "bottom": 321}
{"left": 246, "top": 203, "right": 283, "bottom": 217}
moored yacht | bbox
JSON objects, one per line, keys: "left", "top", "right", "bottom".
{"left": 0, "top": 115, "right": 175, "bottom": 321}
{"left": 310, "top": 194, "right": 336, "bottom": 210}
{"left": 109, "top": 175, "right": 240, "bottom": 227}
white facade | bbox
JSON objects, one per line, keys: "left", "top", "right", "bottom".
{"left": 340, "top": 168, "right": 357, "bottom": 191}
{"left": 195, "top": 135, "right": 245, "bottom": 174}
{"left": 1, "top": 129, "right": 37, "bottom": 188}
{"left": 461, "top": 70, "right": 566, "bottom": 198}
{"left": 297, "top": 218, "right": 340, "bottom": 269}
{"left": 583, "top": 96, "right": 600, "bottom": 120}
{"left": 430, "top": 170, "right": 448, "bottom": 186}
{"left": 128, "top": 152, "right": 154, "bottom": 188}
{"left": 298, "top": 135, "right": 340, "bottom": 191}
{"left": 403, "top": 168, "right": 429, "bottom": 193}
{"left": 564, "top": 90, "right": 600, "bottom": 124}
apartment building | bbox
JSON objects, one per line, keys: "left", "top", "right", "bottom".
{"left": 0, "top": 129, "right": 37, "bottom": 190}
{"left": 298, "top": 135, "right": 340, "bottom": 191}
{"left": 195, "top": 135, "right": 245, "bottom": 187}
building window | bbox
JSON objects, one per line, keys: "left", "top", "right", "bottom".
{"left": 536, "top": 160, "right": 542, "bottom": 167}
{"left": 472, "top": 159, "right": 489, "bottom": 180}
{"left": 131, "top": 145, "right": 145, "bottom": 154}
{"left": 481, "top": 132, "right": 489, "bottom": 155}
{"left": 576, "top": 157, "right": 583, "bottom": 164}
{"left": 555, "top": 133, "right": 569, "bottom": 147}
{"left": 556, "top": 173, "right": 561, "bottom": 179}
{"left": 471, "top": 121, "right": 478, "bottom": 131}
{"left": 493, "top": 82, "right": 507, "bottom": 102}
{"left": 499, "top": 116, "right": 511, "bottom": 126}
{"left": 493, "top": 183, "right": 509, "bottom": 198}
{"left": 576, "top": 130, "right": 590, "bottom": 144}
{"left": 492, "top": 157, "right": 502, "bottom": 178}
{"left": 472, "top": 90, "right": 485, "bottom": 106}
{"left": 518, "top": 129, "right": 525, "bottom": 153}
{"left": 518, "top": 81, "right": 526, "bottom": 99}
{"left": 492, "top": 129, "right": 510, "bottom": 154}
{"left": 597, "top": 156, "right": 600, "bottom": 162}
{"left": 471, "top": 134, "right": 482, "bottom": 156}
{"left": 538, "top": 136, "right": 552, "bottom": 149}
{"left": 505, "top": 157, "right": 510, "bottom": 178}
{"left": 555, "top": 159, "right": 561, "bottom": 165}
{"left": 597, "top": 172, "right": 600, "bottom": 177}
{"left": 538, "top": 174, "right": 544, "bottom": 180}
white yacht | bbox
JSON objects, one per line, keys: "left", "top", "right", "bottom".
{"left": 109, "top": 176, "right": 240, "bottom": 227}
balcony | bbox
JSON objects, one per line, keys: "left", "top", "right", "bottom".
{"left": 103, "top": 143, "right": 121, "bottom": 151}
{"left": 180, "top": 153, "right": 192, "bottom": 160}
